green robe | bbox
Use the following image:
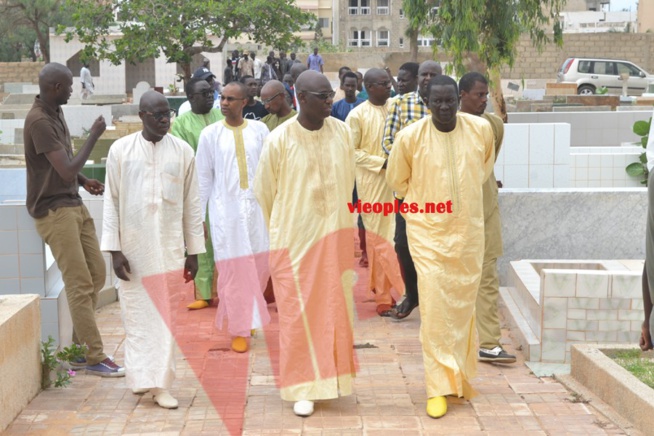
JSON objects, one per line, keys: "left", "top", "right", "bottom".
{"left": 171, "top": 108, "right": 224, "bottom": 300}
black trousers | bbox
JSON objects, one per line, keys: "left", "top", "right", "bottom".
{"left": 394, "top": 200, "right": 418, "bottom": 303}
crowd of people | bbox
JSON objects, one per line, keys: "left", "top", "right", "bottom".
{"left": 24, "top": 56, "right": 516, "bottom": 420}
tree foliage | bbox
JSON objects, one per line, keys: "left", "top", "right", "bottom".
{"left": 429, "top": 0, "right": 565, "bottom": 74}
{"left": 0, "top": 0, "right": 73, "bottom": 62}
{"left": 62, "top": 0, "right": 315, "bottom": 79}
{"left": 402, "top": 0, "right": 438, "bottom": 62}
{"left": 411, "top": 0, "right": 566, "bottom": 120}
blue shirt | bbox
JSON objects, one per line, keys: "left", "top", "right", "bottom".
{"left": 331, "top": 98, "right": 365, "bottom": 122}
{"left": 307, "top": 54, "right": 324, "bottom": 71}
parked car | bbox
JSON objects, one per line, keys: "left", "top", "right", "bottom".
{"left": 557, "top": 57, "right": 654, "bottom": 96}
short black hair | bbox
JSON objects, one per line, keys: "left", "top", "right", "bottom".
{"left": 428, "top": 75, "right": 459, "bottom": 97}
{"left": 341, "top": 71, "right": 358, "bottom": 86}
{"left": 240, "top": 75, "right": 254, "bottom": 84}
{"left": 185, "top": 77, "right": 205, "bottom": 97}
{"left": 338, "top": 66, "right": 351, "bottom": 77}
{"left": 398, "top": 62, "right": 419, "bottom": 78}
{"left": 458, "top": 72, "right": 488, "bottom": 93}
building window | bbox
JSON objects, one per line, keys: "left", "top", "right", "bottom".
{"left": 417, "top": 35, "right": 435, "bottom": 46}
{"left": 377, "top": 30, "right": 390, "bottom": 47}
{"left": 377, "top": 0, "right": 389, "bottom": 15}
{"left": 399, "top": 8, "right": 404, "bottom": 18}
{"left": 318, "top": 18, "right": 329, "bottom": 28}
{"left": 349, "top": 0, "right": 370, "bottom": 15}
{"left": 349, "top": 30, "right": 371, "bottom": 47}
{"left": 399, "top": 37, "right": 404, "bottom": 48}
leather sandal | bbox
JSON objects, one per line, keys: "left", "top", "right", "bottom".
{"left": 390, "top": 299, "right": 418, "bottom": 320}
{"left": 376, "top": 304, "right": 394, "bottom": 317}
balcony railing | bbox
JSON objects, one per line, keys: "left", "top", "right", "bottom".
{"left": 377, "top": 6, "right": 389, "bottom": 15}
{"left": 360, "top": 7, "right": 371, "bottom": 15}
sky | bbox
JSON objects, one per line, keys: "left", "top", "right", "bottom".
{"left": 610, "top": 0, "right": 638, "bottom": 11}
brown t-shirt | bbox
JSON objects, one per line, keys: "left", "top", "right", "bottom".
{"left": 24, "top": 97, "right": 82, "bottom": 218}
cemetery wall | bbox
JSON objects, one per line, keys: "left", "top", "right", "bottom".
{"left": 0, "top": 62, "right": 45, "bottom": 92}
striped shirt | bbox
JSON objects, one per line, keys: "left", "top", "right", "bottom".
{"left": 381, "top": 91, "right": 430, "bottom": 155}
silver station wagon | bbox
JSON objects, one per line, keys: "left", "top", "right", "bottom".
{"left": 557, "top": 57, "right": 654, "bottom": 96}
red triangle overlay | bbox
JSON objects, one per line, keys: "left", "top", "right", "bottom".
{"left": 140, "top": 228, "right": 402, "bottom": 435}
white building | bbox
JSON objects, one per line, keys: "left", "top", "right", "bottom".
{"left": 558, "top": 11, "right": 637, "bottom": 33}
{"left": 49, "top": 28, "right": 224, "bottom": 95}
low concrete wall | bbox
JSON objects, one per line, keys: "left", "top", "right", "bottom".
{"left": 508, "top": 110, "right": 652, "bottom": 148}
{"left": 498, "top": 189, "right": 647, "bottom": 285}
{"left": 571, "top": 344, "right": 654, "bottom": 436}
{"left": 0, "top": 294, "right": 41, "bottom": 432}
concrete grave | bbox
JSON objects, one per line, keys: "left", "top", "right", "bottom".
{"left": 2, "top": 83, "right": 32, "bottom": 94}
{"left": 0, "top": 294, "right": 41, "bottom": 432}
{"left": 133, "top": 81, "right": 151, "bottom": 105}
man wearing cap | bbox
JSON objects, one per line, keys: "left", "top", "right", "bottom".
{"left": 178, "top": 67, "right": 220, "bottom": 116}
{"left": 239, "top": 51, "right": 254, "bottom": 78}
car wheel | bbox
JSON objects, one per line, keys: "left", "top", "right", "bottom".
{"left": 578, "top": 85, "right": 595, "bottom": 95}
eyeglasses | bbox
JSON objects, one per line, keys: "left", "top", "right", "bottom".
{"left": 220, "top": 96, "right": 247, "bottom": 103}
{"left": 371, "top": 81, "right": 392, "bottom": 87}
{"left": 300, "top": 90, "right": 336, "bottom": 100}
{"left": 142, "top": 110, "right": 176, "bottom": 121}
{"left": 192, "top": 90, "right": 214, "bottom": 98}
{"left": 262, "top": 92, "right": 283, "bottom": 105}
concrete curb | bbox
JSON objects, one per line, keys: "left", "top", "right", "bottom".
{"left": 570, "top": 343, "right": 654, "bottom": 435}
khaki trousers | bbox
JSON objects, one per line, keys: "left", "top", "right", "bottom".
{"left": 476, "top": 256, "right": 501, "bottom": 349}
{"left": 34, "top": 205, "right": 107, "bottom": 365}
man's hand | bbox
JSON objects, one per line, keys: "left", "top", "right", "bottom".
{"left": 111, "top": 251, "right": 131, "bottom": 281}
{"left": 184, "top": 255, "right": 199, "bottom": 283}
{"left": 640, "top": 320, "right": 653, "bottom": 351}
{"left": 89, "top": 116, "right": 107, "bottom": 138}
{"left": 497, "top": 180, "right": 503, "bottom": 188}
{"left": 83, "top": 179, "right": 104, "bottom": 196}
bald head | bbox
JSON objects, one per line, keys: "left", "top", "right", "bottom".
{"left": 418, "top": 60, "right": 443, "bottom": 98}
{"left": 261, "top": 80, "right": 291, "bottom": 116}
{"left": 290, "top": 63, "right": 308, "bottom": 82}
{"left": 38, "top": 63, "right": 73, "bottom": 106}
{"left": 224, "top": 81, "right": 248, "bottom": 99}
{"left": 418, "top": 60, "right": 442, "bottom": 76}
{"left": 38, "top": 62, "right": 71, "bottom": 88}
{"left": 261, "top": 80, "right": 286, "bottom": 95}
{"left": 139, "top": 90, "right": 168, "bottom": 111}
{"left": 363, "top": 68, "right": 387, "bottom": 87}
{"left": 295, "top": 70, "right": 329, "bottom": 93}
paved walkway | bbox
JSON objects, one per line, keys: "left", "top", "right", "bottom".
{"left": 4, "top": 264, "right": 636, "bottom": 435}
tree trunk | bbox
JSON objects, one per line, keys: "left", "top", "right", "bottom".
{"left": 181, "top": 62, "right": 192, "bottom": 82}
{"left": 33, "top": 24, "right": 49, "bottom": 63}
{"left": 489, "top": 67, "right": 507, "bottom": 123}
{"left": 409, "top": 29, "right": 418, "bottom": 62}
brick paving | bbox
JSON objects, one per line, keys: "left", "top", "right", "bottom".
{"left": 4, "top": 262, "right": 636, "bottom": 436}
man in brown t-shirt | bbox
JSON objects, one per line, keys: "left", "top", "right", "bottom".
{"left": 24, "top": 62, "right": 124, "bottom": 377}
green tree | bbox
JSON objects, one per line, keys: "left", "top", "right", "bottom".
{"left": 421, "top": 0, "right": 566, "bottom": 121}
{"left": 402, "top": 0, "right": 438, "bottom": 62}
{"left": 62, "top": 0, "right": 314, "bottom": 80}
{"left": 0, "top": 0, "right": 73, "bottom": 62}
